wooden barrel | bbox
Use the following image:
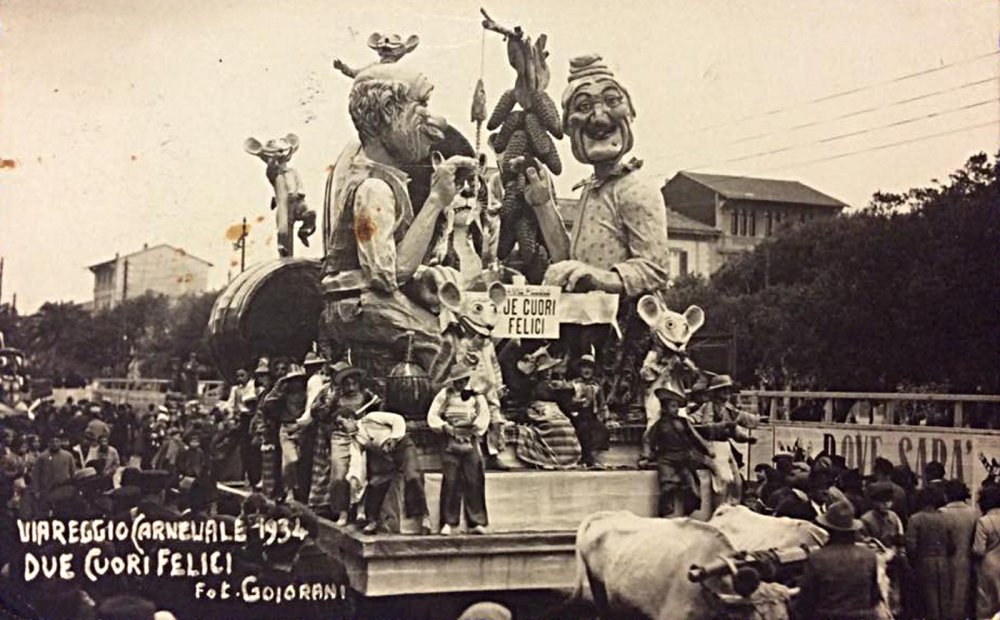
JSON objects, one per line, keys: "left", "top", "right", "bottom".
{"left": 207, "top": 258, "right": 322, "bottom": 383}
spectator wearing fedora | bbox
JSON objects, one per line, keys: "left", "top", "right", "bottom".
{"left": 793, "top": 498, "right": 881, "bottom": 620}
{"left": 427, "top": 362, "right": 490, "bottom": 535}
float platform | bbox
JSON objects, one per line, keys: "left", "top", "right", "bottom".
{"left": 220, "top": 469, "right": 658, "bottom": 597}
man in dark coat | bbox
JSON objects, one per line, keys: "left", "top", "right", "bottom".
{"left": 940, "top": 478, "right": 978, "bottom": 619}
{"left": 793, "top": 498, "right": 881, "bottom": 620}
{"left": 906, "top": 486, "right": 953, "bottom": 619}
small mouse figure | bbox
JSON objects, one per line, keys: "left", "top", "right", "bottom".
{"left": 244, "top": 133, "right": 317, "bottom": 257}
{"left": 333, "top": 33, "right": 420, "bottom": 79}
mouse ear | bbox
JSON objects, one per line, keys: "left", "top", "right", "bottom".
{"left": 367, "top": 32, "right": 383, "bottom": 49}
{"left": 404, "top": 34, "right": 420, "bottom": 52}
{"left": 438, "top": 281, "right": 462, "bottom": 313}
{"left": 285, "top": 133, "right": 300, "bottom": 153}
{"left": 243, "top": 137, "right": 263, "bottom": 156}
{"left": 684, "top": 306, "right": 705, "bottom": 334}
{"left": 636, "top": 295, "right": 662, "bottom": 328}
{"left": 487, "top": 282, "right": 507, "bottom": 307}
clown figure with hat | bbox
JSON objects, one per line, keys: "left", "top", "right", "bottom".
{"left": 304, "top": 355, "right": 380, "bottom": 524}
{"left": 535, "top": 55, "right": 670, "bottom": 297}
{"left": 427, "top": 361, "right": 491, "bottom": 535}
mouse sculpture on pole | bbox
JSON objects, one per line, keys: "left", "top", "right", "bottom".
{"left": 244, "top": 134, "right": 317, "bottom": 257}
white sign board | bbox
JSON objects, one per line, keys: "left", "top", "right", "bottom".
{"left": 490, "top": 285, "right": 561, "bottom": 339}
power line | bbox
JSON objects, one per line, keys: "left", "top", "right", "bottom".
{"left": 643, "top": 118, "right": 999, "bottom": 181}
{"left": 644, "top": 74, "right": 999, "bottom": 168}
{"left": 669, "top": 50, "right": 999, "bottom": 137}
{"left": 689, "top": 97, "right": 998, "bottom": 169}
{"left": 756, "top": 119, "right": 1000, "bottom": 173}
{"left": 727, "top": 75, "right": 999, "bottom": 145}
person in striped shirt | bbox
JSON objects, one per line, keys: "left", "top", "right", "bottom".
{"left": 427, "top": 363, "right": 491, "bottom": 535}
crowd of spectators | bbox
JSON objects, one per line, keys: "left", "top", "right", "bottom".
{"left": 747, "top": 452, "right": 1000, "bottom": 620}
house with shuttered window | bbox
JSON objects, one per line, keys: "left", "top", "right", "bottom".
{"left": 661, "top": 171, "right": 847, "bottom": 267}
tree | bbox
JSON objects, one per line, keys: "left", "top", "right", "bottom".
{"left": 666, "top": 151, "right": 999, "bottom": 393}
{"left": 14, "top": 290, "right": 221, "bottom": 384}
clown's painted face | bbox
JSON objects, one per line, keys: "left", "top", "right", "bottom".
{"left": 383, "top": 73, "right": 447, "bottom": 164}
{"left": 566, "top": 79, "right": 634, "bottom": 165}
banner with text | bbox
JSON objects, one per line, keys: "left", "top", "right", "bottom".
{"left": 492, "top": 285, "right": 562, "bottom": 339}
{"left": 747, "top": 423, "right": 1000, "bottom": 492}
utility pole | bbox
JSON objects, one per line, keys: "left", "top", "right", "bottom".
{"left": 122, "top": 258, "right": 129, "bottom": 302}
{"left": 233, "top": 217, "right": 249, "bottom": 273}
{"left": 121, "top": 258, "right": 129, "bottom": 376}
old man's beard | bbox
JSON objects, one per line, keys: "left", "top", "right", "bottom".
{"left": 570, "top": 117, "right": 634, "bottom": 165}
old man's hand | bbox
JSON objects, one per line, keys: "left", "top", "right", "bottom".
{"left": 429, "top": 154, "right": 480, "bottom": 207}
{"left": 543, "top": 260, "right": 624, "bottom": 294}
{"left": 414, "top": 264, "right": 461, "bottom": 313}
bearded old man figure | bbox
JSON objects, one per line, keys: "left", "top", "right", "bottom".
{"left": 322, "top": 63, "right": 479, "bottom": 377}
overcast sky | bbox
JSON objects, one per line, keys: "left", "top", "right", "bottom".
{"left": 1, "top": 0, "right": 997, "bottom": 313}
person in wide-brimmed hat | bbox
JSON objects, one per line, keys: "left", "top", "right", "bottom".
{"left": 794, "top": 498, "right": 880, "bottom": 620}
{"left": 260, "top": 364, "right": 310, "bottom": 502}
{"left": 566, "top": 348, "right": 613, "bottom": 469}
{"left": 303, "top": 354, "right": 380, "bottom": 523}
{"left": 511, "top": 347, "right": 583, "bottom": 472}
{"left": 427, "top": 361, "right": 491, "bottom": 536}
{"left": 647, "top": 378, "right": 712, "bottom": 518}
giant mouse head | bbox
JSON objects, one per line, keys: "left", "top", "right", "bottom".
{"left": 437, "top": 281, "right": 507, "bottom": 337}
{"left": 636, "top": 295, "right": 704, "bottom": 353}
{"left": 244, "top": 134, "right": 300, "bottom": 167}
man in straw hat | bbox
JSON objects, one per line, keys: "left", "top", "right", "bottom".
{"left": 305, "top": 356, "right": 380, "bottom": 523}
{"left": 793, "top": 498, "right": 882, "bottom": 620}
{"left": 427, "top": 361, "right": 490, "bottom": 535}
{"left": 261, "top": 364, "right": 309, "bottom": 501}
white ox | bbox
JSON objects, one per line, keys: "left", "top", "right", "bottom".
{"left": 572, "top": 507, "right": 894, "bottom": 620}
{"left": 572, "top": 510, "right": 805, "bottom": 620}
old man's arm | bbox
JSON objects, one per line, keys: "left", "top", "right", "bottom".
{"left": 354, "top": 156, "right": 479, "bottom": 294}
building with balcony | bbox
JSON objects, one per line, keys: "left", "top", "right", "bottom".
{"left": 662, "top": 171, "right": 847, "bottom": 266}
{"left": 88, "top": 243, "right": 212, "bottom": 311}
